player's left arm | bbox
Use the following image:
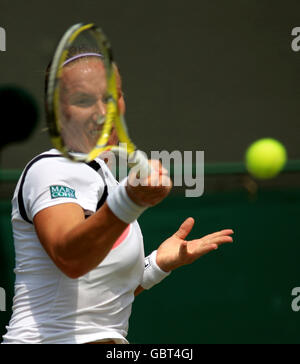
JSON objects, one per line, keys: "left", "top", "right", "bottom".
{"left": 134, "top": 218, "right": 234, "bottom": 296}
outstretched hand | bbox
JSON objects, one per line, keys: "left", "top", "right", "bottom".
{"left": 156, "top": 217, "right": 234, "bottom": 272}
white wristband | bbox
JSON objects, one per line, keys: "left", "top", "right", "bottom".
{"left": 106, "top": 180, "right": 147, "bottom": 224}
{"left": 141, "top": 250, "right": 171, "bottom": 290}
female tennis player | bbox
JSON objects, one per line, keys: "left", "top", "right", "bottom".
{"left": 2, "top": 53, "right": 233, "bottom": 344}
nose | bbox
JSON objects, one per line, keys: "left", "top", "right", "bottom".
{"left": 93, "top": 99, "right": 107, "bottom": 125}
{"left": 97, "top": 98, "right": 106, "bottom": 116}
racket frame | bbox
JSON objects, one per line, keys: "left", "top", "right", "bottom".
{"left": 46, "top": 22, "right": 149, "bottom": 174}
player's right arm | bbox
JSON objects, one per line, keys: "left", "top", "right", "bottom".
{"left": 34, "top": 201, "right": 127, "bottom": 278}
{"left": 33, "top": 161, "right": 172, "bottom": 279}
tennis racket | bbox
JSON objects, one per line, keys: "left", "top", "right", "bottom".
{"left": 46, "top": 22, "right": 150, "bottom": 176}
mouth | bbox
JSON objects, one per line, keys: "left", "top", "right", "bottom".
{"left": 85, "top": 116, "right": 105, "bottom": 138}
{"left": 96, "top": 115, "right": 105, "bottom": 126}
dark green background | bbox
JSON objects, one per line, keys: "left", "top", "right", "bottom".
{"left": 1, "top": 182, "right": 300, "bottom": 343}
{"left": 128, "top": 187, "right": 300, "bottom": 344}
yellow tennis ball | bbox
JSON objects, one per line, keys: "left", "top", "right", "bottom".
{"left": 245, "top": 138, "right": 287, "bottom": 179}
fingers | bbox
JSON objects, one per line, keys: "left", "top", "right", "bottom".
{"left": 149, "top": 160, "right": 168, "bottom": 175}
{"left": 170, "top": 225, "right": 234, "bottom": 268}
{"left": 180, "top": 240, "right": 218, "bottom": 262}
{"left": 203, "top": 229, "right": 234, "bottom": 241}
{"left": 199, "top": 244, "right": 219, "bottom": 255}
{"left": 131, "top": 165, "right": 170, "bottom": 187}
{"left": 173, "top": 226, "right": 235, "bottom": 268}
{"left": 126, "top": 158, "right": 172, "bottom": 207}
{"left": 188, "top": 230, "right": 234, "bottom": 255}
{"left": 209, "top": 235, "right": 233, "bottom": 246}
{"left": 200, "top": 230, "right": 233, "bottom": 246}
{"left": 148, "top": 171, "right": 172, "bottom": 188}
{"left": 175, "top": 217, "right": 195, "bottom": 240}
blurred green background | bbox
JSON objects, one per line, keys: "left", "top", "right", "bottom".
{"left": 1, "top": 168, "right": 300, "bottom": 343}
{"left": 129, "top": 186, "right": 300, "bottom": 344}
{"left": 1, "top": 0, "right": 300, "bottom": 343}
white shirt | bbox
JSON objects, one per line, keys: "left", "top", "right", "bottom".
{"left": 2, "top": 149, "right": 145, "bottom": 344}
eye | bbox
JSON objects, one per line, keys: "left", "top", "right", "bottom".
{"left": 70, "top": 94, "right": 97, "bottom": 107}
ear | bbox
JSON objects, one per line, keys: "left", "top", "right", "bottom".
{"left": 113, "top": 63, "right": 126, "bottom": 115}
{"left": 118, "top": 91, "right": 126, "bottom": 114}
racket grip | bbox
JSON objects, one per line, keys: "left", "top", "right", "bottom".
{"left": 128, "top": 150, "right": 152, "bottom": 177}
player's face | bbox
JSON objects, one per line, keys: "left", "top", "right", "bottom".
{"left": 59, "top": 58, "right": 108, "bottom": 153}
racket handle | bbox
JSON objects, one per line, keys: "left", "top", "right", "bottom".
{"left": 128, "top": 150, "right": 152, "bottom": 177}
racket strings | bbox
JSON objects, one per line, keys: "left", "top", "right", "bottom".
{"left": 47, "top": 23, "right": 139, "bottom": 163}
